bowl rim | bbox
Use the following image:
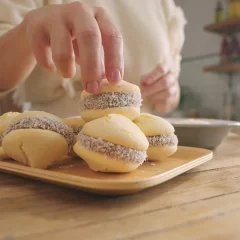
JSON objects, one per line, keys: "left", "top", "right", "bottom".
{"left": 165, "top": 118, "right": 240, "bottom": 128}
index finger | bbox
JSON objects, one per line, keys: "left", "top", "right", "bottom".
{"left": 95, "top": 7, "right": 124, "bottom": 83}
{"left": 68, "top": 2, "right": 103, "bottom": 93}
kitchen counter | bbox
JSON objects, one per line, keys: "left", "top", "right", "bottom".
{"left": 1, "top": 133, "right": 240, "bottom": 240}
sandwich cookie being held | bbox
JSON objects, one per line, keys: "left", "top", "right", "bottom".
{"left": 133, "top": 113, "right": 178, "bottom": 161}
{"left": 0, "top": 112, "right": 20, "bottom": 158}
{"left": 2, "top": 111, "right": 74, "bottom": 169}
{"left": 74, "top": 114, "right": 149, "bottom": 173}
{"left": 79, "top": 79, "right": 142, "bottom": 122}
{"left": 63, "top": 116, "right": 85, "bottom": 157}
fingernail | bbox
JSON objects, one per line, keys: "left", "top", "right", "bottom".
{"left": 86, "top": 81, "right": 99, "bottom": 94}
{"left": 111, "top": 70, "right": 122, "bottom": 82}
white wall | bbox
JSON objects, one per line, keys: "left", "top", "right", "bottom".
{"left": 175, "top": 0, "right": 240, "bottom": 119}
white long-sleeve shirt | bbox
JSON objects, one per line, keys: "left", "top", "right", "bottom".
{"left": 0, "top": 0, "right": 186, "bottom": 117}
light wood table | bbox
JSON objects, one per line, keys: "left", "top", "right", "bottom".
{"left": 1, "top": 133, "right": 240, "bottom": 240}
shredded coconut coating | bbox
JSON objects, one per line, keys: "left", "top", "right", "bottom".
{"left": 79, "top": 92, "right": 142, "bottom": 111}
{"left": 147, "top": 134, "right": 178, "bottom": 147}
{"left": 4, "top": 116, "right": 75, "bottom": 151}
{"left": 70, "top": 125, "right": 83, "bottom": 135}
{"left": 79, "top": 132, "right": 147, "bottom": 164}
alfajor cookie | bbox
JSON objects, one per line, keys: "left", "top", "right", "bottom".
{"left": 63, "top": 116, "right": 85, "bottom": 157}
{"left": 133, "top": 113, "right": 178, "bottom": 161}
{"left": 0, "top": 112, "right": 20, "bottom": 158}
{"left": 2, "top": 111, "right": 74, "bottom": 169}
{"left": 74, "top": 114, "right": 149, "bottom": 173}
{"left": 79, "top": 79, "right": 142, "bottom": 121}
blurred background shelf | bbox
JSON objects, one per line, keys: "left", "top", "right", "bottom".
{"left": 203, "top": 62, "right": 240, "bottom": 73}
{"left": 204, "top": 17, "right": 240, "bottom": 35}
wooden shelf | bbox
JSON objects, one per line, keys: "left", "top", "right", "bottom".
{"left": 204, "top": 17, "right": 240, "bottom": 35}
{"left": 203, "top": 62, "right": 240, "bottom": 73}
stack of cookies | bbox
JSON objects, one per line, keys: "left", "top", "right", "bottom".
{"left": 0, "top": 79, "right": 178, "bottom": 173}
{"left": 75, "top": 79, "right": 178, "bottom": 173}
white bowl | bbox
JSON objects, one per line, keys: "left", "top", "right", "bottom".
{"left": 166, "top": 118, "right": 240, "bottom": 149}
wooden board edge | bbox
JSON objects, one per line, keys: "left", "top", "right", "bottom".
{"left": 0, "top": 151, "right": 213, "bottom": 193}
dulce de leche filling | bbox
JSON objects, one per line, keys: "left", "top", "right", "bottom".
{"left": 147, "top": 134, "right": 178, "bottom": 147}
{"left": 79, "top": 92, "right": 142, "bottom": 111}
{"left": 78, "top": 132, "right": 147, "bottom": 164}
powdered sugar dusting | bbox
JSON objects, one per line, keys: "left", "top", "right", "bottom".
{"left": 79, "top": 92, "right": 142, "bottom": 111}
{"left": 4, "top": 116, "right": 75, "bottom": 151}
{"left": 147, "top": 134, "right": 178, "bottom": 146}
{"left": 79, "top": 132, "right": 147, "bottom": 164}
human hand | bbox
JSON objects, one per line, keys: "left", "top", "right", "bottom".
{"left": 140, "top": 65, "right": 180, "bottom": 114}
{"left": 23, "top": 1, "right": 123, "bottom": 93}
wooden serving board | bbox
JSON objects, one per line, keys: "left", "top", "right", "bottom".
{"left": 0, "top": 146, "right": 212, "bottom": 195}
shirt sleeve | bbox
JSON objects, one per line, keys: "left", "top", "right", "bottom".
{"left": 0, "top": 0, "right": 44, "bottom": 36}
{"left": 0, "top": 0, "right": 44, "bottom": 98}
{"left": 161, "top": 0, "right": 187, "bottom": 79}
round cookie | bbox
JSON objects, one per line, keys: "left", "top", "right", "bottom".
{"left": 2, "top": 111, "right": 74, "bottom": 169}
{"left": 79, "top": 79, "right": 142, "bottom": 122}
{"left": 133, "top": 113, "right": 178, "bottom": 161}
{"left": 0, "top": 112, "right": 20, "bottom": 158}
{"left": 63, "top": 116, "right": 85, "bottom": 135}
{"left": 73, "top": 114, "right": 149, "bottom": 173}
{"left": 0, "top": 112, "right": 20, "bottom": 133}
{"left": 63, "top": 116, "right": 85, "bottom": 158}
{"left": 14, "top": 110, "right": 62, "bottom": 122}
